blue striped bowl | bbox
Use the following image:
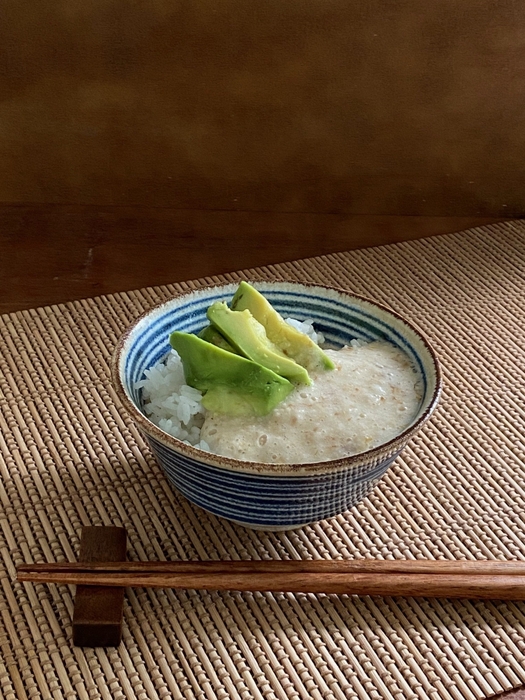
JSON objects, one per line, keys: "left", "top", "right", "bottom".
{"left": 111, "top": 281, "right": 441, "bottom": 531}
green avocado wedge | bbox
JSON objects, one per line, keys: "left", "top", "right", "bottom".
{"left": 198, "top": 324, "right": 238, "bottom": 354}
{"left": 169, "top": 331, "right": 294, "bottom": 417}
{"left": 207, "top": 302, "right": 310, "bottom": 385}
{"left": 231, "top": 281, "right": 335, "bottom": 372}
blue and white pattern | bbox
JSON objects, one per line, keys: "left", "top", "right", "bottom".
{"left": 113, "top": 281, "right": 441, "bottom": 530}
{"left": 148, "top": 434, "right": 399, "bottom": 529}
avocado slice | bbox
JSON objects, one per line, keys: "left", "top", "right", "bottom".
{"left": 169, "top": 331, "right": 294, "bottom": 417}
{"left": 207, "top": 302, "right": 311, "bottom": 385}
{"left": 198, "top": 325, "right": 238, "bottom": 354}
{"left": 231, "top": 281, "right": 335, "bottom": 372}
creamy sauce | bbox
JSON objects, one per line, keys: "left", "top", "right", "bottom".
{"left": 200, "top": 341, "right": 423, "bottom": 464}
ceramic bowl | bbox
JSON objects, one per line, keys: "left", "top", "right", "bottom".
{"left": 111, "top": 280, "right": 441, "bottom": 531}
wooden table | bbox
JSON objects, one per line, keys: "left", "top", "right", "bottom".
{"left": 0, "top": 207, "right": 508, "bottom": 313}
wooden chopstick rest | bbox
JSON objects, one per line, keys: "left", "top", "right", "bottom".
{"left": 71, "top": 526, "right": 127, "bottom": 647}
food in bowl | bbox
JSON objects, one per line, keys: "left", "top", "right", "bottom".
{"left": 111, "top": 280, "right": 441, "bottom": 530}
{"left": 137, "top": 282, "right": 423, "bottom": 464}
{"left": 200, "top": 341, "right": 422, "bottom": 464}
{"left": 168, "top": 280, "right": 336, "bottom": 418}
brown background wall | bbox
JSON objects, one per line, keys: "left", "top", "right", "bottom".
{"left": 0, "top": 0, "right": 521, "bottom": 312}
{"left": 1, "top": 0, "right": 524, "bottom": 216}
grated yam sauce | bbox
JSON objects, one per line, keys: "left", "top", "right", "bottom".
{"left": 200, "top": 340, "right": 423, "bottom": 464}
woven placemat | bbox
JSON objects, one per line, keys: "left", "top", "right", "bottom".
{"left": 1, "top": 222, "right": 525, "bottom": 700}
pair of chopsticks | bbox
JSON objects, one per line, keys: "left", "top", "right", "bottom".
{"left": 16, "top": 559, "right": 525, "bottom": 600}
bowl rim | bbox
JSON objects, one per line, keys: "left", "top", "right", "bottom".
{"left": 110, "top": 278, "right": 442, "bottom": 476}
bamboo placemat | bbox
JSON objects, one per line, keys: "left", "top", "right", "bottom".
{"left": 1, "top": 222, "right": 525, "bottom": 700}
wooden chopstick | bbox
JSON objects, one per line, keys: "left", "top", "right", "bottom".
{"left": 16, "top": 559, "right": 525, "bottom": 575}
{"left": 16, "top": 560, "right": 525, "bottom": 600}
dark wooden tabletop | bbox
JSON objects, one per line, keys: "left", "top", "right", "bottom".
{"left": 0, "top": 207, "right": 506, "bottom": 313}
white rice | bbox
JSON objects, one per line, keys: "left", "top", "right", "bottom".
{"left": 135, "top": 350, "right": 210, "bottom": 450}
{"left": 283, "top": 317, "right": 325, "bottom": 345}
{"left": 136, "top": 319, "right": 420, "bottom": 463}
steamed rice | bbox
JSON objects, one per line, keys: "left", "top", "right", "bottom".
{"left": 136, "top": 319, "right": 422, "bottom": 463}
{"left": 135, "top": 351, "right": 209, "bottom": 449}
